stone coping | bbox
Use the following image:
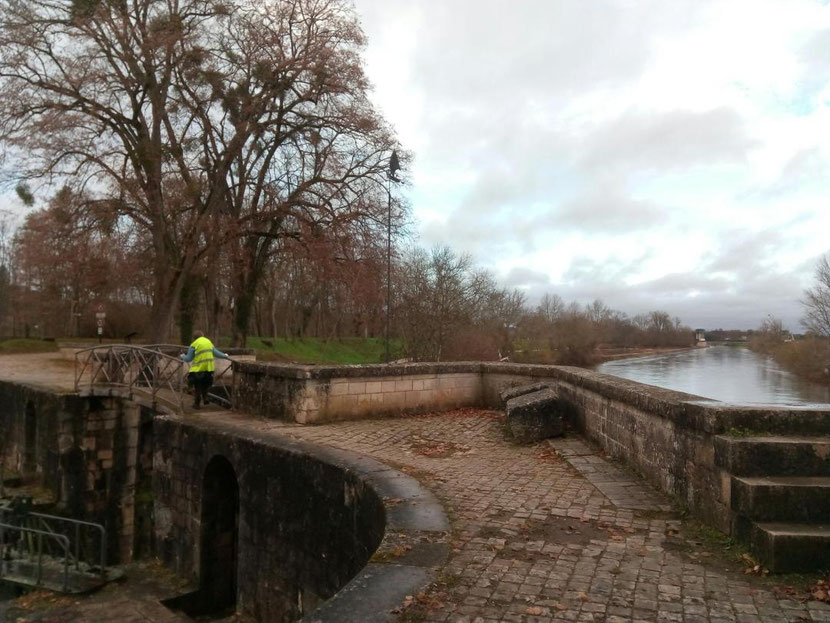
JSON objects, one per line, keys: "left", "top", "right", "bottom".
{"left": 233, "top": 359, "right": 484, "bottom": 379}
{"left": 162, "top": 413, "right": 450, "bottom": 623}
{"left": 233, "top": 360, "right": 830, "bottom": 435}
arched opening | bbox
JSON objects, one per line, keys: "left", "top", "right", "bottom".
{"left": 23, "top": 401, "right": 37, "bottom": 474}
{"left": 199, "top": 455, "right": 239, "bottom": 615}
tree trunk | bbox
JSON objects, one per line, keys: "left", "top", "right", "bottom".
{"left": 231, "top": 279, "right": 254, "bottom": 347}
{"left": 148, "top": 287, "right": 178, "bottom": 343}
{"left": 178, "top": 275, "right": 200, "bottom": 345}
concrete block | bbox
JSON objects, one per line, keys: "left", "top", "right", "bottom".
{"left": 751, "top": 522, "right": 830, "bottom": 572}
{"left": 731, "top": 475, "right": 830, "bottom": 522}
{"left": 348, "top": 382, "right": 366, "bottom": 395}
{"left": 506, "top": 388, "right": 565, "bottom": 444}
{"left": 329, "top": 381, "right": 350, "bottom": 396}
{"left": 499, "top": 383, "right": 551, "bottom": 409}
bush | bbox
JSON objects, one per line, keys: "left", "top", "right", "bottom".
{"left": 773, "top": 337, "right": 830, "bottom": 385}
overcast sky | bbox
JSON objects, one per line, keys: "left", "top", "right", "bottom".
{"left": 353, "top": 0, "right": 830, "bottom": 330}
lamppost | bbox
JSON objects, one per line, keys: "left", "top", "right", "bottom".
{"left": 386, "top": 150, "right": 401, "bottom": 363}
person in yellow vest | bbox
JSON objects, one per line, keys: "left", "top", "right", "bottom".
{"left": 180, "top": 330, "right": 231, "bottom": 409}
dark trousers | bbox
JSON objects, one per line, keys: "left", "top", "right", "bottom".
{"left": 188, "top": 371, "right": 214, "bottom": 407}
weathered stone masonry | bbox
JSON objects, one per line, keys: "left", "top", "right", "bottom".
{"left": 0, "top": 380, "right": 152, "bottom": 563}
{"left": 233, "top": 361, "right": 483, "bottom": 423}
{"left": 152, "top": 416, "right": 386, "bottom": 622}
{"left": 234, "top": 361, "right": 830, "bottom": 535}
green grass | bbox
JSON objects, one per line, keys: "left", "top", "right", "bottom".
{"left": 0, "top": 339, "right": 59, "bottom": 354}
{"left": 244, "top": 337, "right": 402, "bottom": 365}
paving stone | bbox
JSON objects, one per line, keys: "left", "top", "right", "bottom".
{"left": 7, "top": 407, "right": 824, "bottom": 622}
{"left": 270, "top": 409, "right": 822, "bottom": 622}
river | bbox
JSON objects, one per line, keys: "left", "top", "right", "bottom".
{"left": 595, "top": 345, "right": 830, "bottom": 407}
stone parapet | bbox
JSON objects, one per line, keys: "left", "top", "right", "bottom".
{"left": 233, "top": 361, "right": 830, "bottom": 535}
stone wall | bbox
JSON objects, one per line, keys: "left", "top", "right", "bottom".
{"left": 481, "top": 363, "right": 830, "bottom": 533}
{"left": 233, "top": 361, "right": 830, "bottom": 534}
{"left": 233, "top": 361, "right": 484, "bottom": 423}
{"left": 0, "top": 380, "right": 149, "bottom": 562}
{"left": 152, "top": 416, "right": 387, "bottom": 622}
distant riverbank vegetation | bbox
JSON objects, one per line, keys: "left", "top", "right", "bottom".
{"left": 1, "top": 215, "right": 693, "bottom": 365}
{"left": 749, "top": 254, "right": 830, "bottom": 386}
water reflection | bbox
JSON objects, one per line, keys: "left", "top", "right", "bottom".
{"left": 595, "top": 345, "right": 830, "bottom": 407}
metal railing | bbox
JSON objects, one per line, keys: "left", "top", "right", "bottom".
{"left": 74, "top": 344, "right": 188, "bottom": 411}
{"left": 0, "top": 521, "right": 71, "bottom": 590}
{"left": 74, "top": 344, "right": 235, "bottom": 412}
{"left": 0, "top": 506, "right": 108, "bottom": 592}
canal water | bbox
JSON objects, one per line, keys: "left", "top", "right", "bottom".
{"left": 595, "top": 345, "right": 830, "bottom": 407}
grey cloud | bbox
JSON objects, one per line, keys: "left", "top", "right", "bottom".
{"left": 410, "top": 0, "right": 707, "bottom": 105}
{"left": 705, "top": 229, "right": 787, "bottom": 274}
{"left": 503, "top": 266, "right": 551, "bottom": 288}
{"left": 579, "top": 108, "right": 756, "bottom": 173}
{"left": 549, "top": 190, "right": 665, "bottom": 232}
{"left": 511, "top": 225, "right": 809, "bottom": 329}
{"left": 561, "top": 255, "right": 646, "bottom": 287}
{"left": 519, "top": 271, "right": 803, "bottom": 330}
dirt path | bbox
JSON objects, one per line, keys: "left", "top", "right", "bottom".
{"left": 0, "top": 351, "right": 78, "bottom": 392}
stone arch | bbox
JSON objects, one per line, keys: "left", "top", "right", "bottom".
{"left": 199, "top": 454, "right": 239, "bottom": 615}
{"left": 23, "top": 401, "right": 37, "bottom": 473}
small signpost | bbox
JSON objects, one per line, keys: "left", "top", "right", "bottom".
{"left": 95, "top": 305, "right": 106, "bottom": 343}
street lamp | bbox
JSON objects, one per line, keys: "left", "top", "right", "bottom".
{"left": 386, "top": 150, "right": 401, "bottom": 363}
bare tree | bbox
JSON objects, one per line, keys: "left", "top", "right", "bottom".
{"left": 802, "top": 253, "right": 830, "bottom": 337}
{"left": 0, "top": 0, "right": 402, "bottom": 343}
{"left": 537, "top": 293, "right": 564, "bottom": 323}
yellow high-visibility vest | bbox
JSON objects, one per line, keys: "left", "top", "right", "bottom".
{"left": 189, "top": 336, "right": 216, "bottom": 373}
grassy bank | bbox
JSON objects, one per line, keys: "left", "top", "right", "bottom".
{"left": 0, "top": 338, "right": 59, "bottom": 354}
{"left": 244, "top": 337, "right": 401, "bottom": 365}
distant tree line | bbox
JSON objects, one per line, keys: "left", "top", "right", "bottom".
{"left": 749, "top": 253, "right": 830, "bottom": 385}
{"left": 1, "top": 210, "right": 694, "bottom": 363}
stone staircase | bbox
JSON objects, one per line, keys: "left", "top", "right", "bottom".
{"left": 714, "top": 435, "right": 830, "bottom": 572}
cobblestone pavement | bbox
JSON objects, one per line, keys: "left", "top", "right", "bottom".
{"left": 249, "top": 409, "right": 830, "bottom": 623}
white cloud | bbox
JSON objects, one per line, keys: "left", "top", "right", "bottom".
{"left": 353, "top": 0, "right": 830, "bottom": 328}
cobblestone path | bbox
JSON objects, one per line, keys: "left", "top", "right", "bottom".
{"left": 251, "top": 409, "right": 830, "bottom": 623}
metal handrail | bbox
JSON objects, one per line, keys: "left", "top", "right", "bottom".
{"left": 0, "top": 508, "right": 108, "bottom": 580}
{"left": 73, "top": 344, "right": 235, "bottom": 412}
{"left": 30, "top": 512, "right": 106, "bottom": 578}
{"left": 0, "top": 521, "right": 72, "bottom": 591}
{"left": 74, "top": 345, "right": 187, "bottom": 412}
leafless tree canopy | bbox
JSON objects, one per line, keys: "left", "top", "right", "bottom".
{"left": 0, "top": 0, "right": 402, "bottom": 342}
{"left": 802, "top": 254, "right": 830, "bottom": 338}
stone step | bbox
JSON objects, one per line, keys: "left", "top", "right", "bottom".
{"left": 731, "top": 476, "right": 830, "bottom": 522}
{"left": 714, "top": 435, "right": 830, "bottom": 477}
{"left": 750, "top": 522, "right": 830, "bottom": 573}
